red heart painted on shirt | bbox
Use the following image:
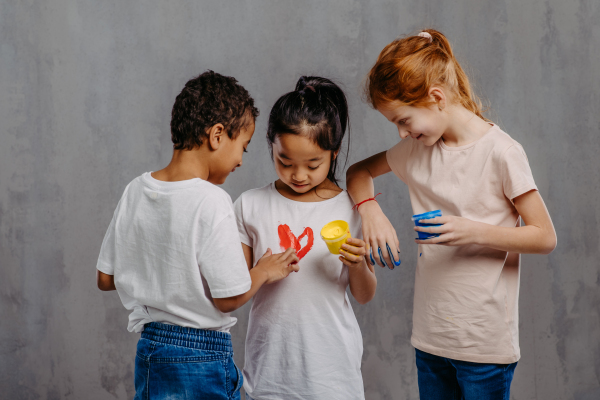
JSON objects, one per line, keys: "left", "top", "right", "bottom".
{"left": 278, "top": 224, "right": 314, "bottom": 260}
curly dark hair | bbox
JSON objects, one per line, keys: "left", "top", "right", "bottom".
{"left": 171, "top": 70, "right": 259, "bottom": 150}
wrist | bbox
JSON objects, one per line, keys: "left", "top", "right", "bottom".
{"left": 357, "top": 200, "right": 381, "bottom": 216}
{"left": 251, "top": 266, "right": 269, "bottom": 285}
{"left": 471, "top": 220, "right": 487, "bottom": 246}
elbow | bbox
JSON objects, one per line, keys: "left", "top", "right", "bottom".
{"left": 355, "top": 295, "right": 374, "bottom": 305}
{"left": 353, "top": 284, "right": 377, "bottom": 305}
{"left": 213, "top": 298, "right": 239, "bottom": 313}
{"left": 541, "top": 234, "right": 557, "bottom": 255}
{"left": 97, "top": 281, "right": 113, "bottom": 291}
{"left": 346, "top": 163, "right": 361, "bottom": 182}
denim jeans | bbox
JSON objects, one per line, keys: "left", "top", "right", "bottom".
{"left": 135, "top": 322, "right": 243, "bottom": 400}
{"left": 415, "top": 348, "right": 517, "bottom": 400}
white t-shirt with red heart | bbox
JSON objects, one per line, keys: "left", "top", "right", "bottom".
{"left": 234, "top": 183, "right": 365, "bottom": 400}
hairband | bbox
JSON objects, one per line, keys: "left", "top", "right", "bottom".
{"left": 417, "top": 31, "right": 433, "bottom": 42}
{"left": 304, "top": 85, "right": 316, "bottom": 93}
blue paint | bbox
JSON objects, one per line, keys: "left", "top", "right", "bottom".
{"left": 369, "top": 246, "right": 400, "bottom": 269}
{"left": 420, "top": 253, "right": 422, "bottom": 257}
{"left": 386, "top": 243, "right": 401, "bottom": 267}
{"left": 412, "top": 210, "right": 443, "bottom": 240}
{"left": 369, "top": 249, "right": 376, "bottom": 266}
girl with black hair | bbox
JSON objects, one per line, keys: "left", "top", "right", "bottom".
{"left": 233, "top": 76, "right": 377, "bottom": 400}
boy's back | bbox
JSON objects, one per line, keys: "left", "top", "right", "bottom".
{"left": 96, "top": 70, "right": 299, "bottom": 399}
{"left": 96, "top": 172, "right": 250, "bottom": 333}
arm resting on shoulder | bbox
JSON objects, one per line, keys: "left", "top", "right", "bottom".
{"left": 346, "top": 151, "right": 392, "bottom": 205}
{"left": 346, "top": 151, "right": 402, "bottom": 267}
{"left": 97, "top": 270, "right": 116, "bottom": 291}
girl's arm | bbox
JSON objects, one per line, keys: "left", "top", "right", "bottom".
{"left": 213, "top": 246, "right": 299, "bottom": 313}
{"left": 340, "top": 238, "right": 377, "bottom": 304}
{"left": 415, "top": 190, "right": 557, "bottom": 254}
{"left": 346, "top": 152, "right": 401, "bottom": 267}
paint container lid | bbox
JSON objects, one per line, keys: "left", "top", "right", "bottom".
{"left": 411, "top": 210, "right": 442, "bottom": 222}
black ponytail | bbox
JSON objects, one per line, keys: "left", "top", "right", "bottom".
{"left": 267, "top": 76, "right": 350, "bottom": 186}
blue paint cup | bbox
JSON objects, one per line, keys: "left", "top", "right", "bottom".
{"left": 412, "top": 210, "right": 443, "bottom": 240}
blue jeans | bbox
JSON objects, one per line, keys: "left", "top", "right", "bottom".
{"left": 135, "top": 322, "right": 243, "bottom": 400}
{"left": 415, "top": 348, "right": 517, "bottom": 400}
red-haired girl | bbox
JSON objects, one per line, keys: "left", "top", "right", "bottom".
{"left": 347, "top": 29, "right": 556, "bottom": 399}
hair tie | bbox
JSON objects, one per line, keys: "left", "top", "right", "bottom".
{"left": 304, "top": 85, "right": 316, "bottom": 93}
{"left": 417, "top": 31, "right": 433, "bottom": 42}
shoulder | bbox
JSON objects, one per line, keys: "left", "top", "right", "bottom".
{"left": 486, "top": 125, "right": 526, "bottom": 154}
{"left": 473, "top": 126, "right": 529, "bottom": 167}
{"left": 113, "top": 174, "right": 147, "bottom": 209}
{"left": 387, "top": 137, "right": 418, "bottom": 158}
{"left": 234, "top": 183, "right": 273, "bottom": 207}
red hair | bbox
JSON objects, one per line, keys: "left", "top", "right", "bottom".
{"left": 366, "top": 29, "right": 487, "bottom": 119}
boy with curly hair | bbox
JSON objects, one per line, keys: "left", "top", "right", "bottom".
{"left": 96, "top": 71, "right": 299, "bottom": 399}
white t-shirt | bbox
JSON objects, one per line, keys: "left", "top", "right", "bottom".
{"left": 234, "top": 183, "right": 365, "bottom": 400}
{"left": 386, "top": 124, "right": 537, "bottom": 364}
{"left": 96, "top": 172, "right": 251, "bottom": 333}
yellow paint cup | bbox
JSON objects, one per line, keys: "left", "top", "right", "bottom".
{"left": 320, "top": 220, "right": 351, "bottom": 255}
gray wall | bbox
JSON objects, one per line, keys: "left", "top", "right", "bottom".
{"left": 1, "top": 0, "right": 599, "bottom": 399}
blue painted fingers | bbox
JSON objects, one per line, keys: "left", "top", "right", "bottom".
{"left": 369, "top": 245, "right": 401, "bottom": 269}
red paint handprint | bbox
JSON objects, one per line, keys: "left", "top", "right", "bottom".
{"left": 278, "top": 224, "right": 314, "bottom": 260}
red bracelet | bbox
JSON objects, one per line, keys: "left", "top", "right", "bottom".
{"left": 352, "top": 193, "right": 381, "bottom": 210}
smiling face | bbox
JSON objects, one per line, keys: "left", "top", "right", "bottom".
{"left": 378, "top": 102, "right": 449, "bottom": 146}
{"left": 272, "top": 133, "right": 335, "bottom": 194}
{"left": 210, "top": 119, "right": 255, "bottom": 184}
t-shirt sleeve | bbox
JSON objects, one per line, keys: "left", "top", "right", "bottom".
{"left": 386, "top": 139, "right": 413, "bottom": 183}
{"left": 501, "top": 144, "right": 538, "bottom": 201}
{"left": 233, "top": 195, "right": 253, "bottom": 247}
{"left": 198, "top": 211, "right": 252, "bottom": 299}
{"left": 96, "top": 211, "right": 118, "bottom": 275}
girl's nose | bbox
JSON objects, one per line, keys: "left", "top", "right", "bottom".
{"left": 398, "top": 127, "right": 410, "bottom": 139}
{"left": 292, "top": 171, "right": 307, "bottom": 182}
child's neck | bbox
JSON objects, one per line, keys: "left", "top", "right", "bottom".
{"left": 151, "top": 148, "right": 211, "bottom": 182}
{"left": 275, "top": 179, "right": 342, "bottom": 203}
{"left": 441, "top": 106, "right": 493, "bottom": 147}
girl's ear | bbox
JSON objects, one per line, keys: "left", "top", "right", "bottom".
{"left": 333, "top": 150, "right": 340, "bottom": 160}
{"left": 206, "top": 123, "right": 225, "bottom": 151}
{"left": 429, "top": 87, "right": 447, "bottom": 111}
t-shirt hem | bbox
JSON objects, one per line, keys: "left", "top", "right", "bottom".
{"left": 507, "top": 184, "right": 538, "bottom": 202}
{"left": 210, "top": 281, "right": 251, "bottom": 299}
{"left": 96, "top": 262, "right": 114, "bottom": 276}
{"left": 411, "top": 336, "right": 520, "bottom": 364}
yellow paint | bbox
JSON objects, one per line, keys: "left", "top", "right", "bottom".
{"left": 320, "top": 220, "right": 351, "bottom": 255}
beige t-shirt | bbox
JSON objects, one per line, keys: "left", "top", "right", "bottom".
{"left": 386, "top": 125, "right": 537, "bottom": 364}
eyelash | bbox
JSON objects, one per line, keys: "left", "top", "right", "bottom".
{"left": 279, "top": 161, "right": 320, "bottom": 170}
{"left": 243, "top": 148, "right": 248, "bottom": 153}
{"left": 398, "top": 119, "right": 408, "bottom": 125}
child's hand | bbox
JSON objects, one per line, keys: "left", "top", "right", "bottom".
{"left": 414, "top": 215, "right": 481, "bottom": 246}
{"left": 339, "top": 237, "right": 368, "bottom": 268}
{"left": 254, "top": 247, "right": 300, "bottom": 284}
{"left": 358, "top": 201, "right": 401, "bottom": 268}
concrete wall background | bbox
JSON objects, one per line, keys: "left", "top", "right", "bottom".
{"left": 1, "top": 0, "right": 599, "bottom": 398}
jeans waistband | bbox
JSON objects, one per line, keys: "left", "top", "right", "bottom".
{"left": 141, "top": 322, "right": 232, "bottom": 352}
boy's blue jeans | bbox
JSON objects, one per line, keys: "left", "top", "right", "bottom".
{"left": 415, "top": 348, "right": 517, "bottom": 400}
{"left": 135, "top": 322, "right": 242, "bottom": 400}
